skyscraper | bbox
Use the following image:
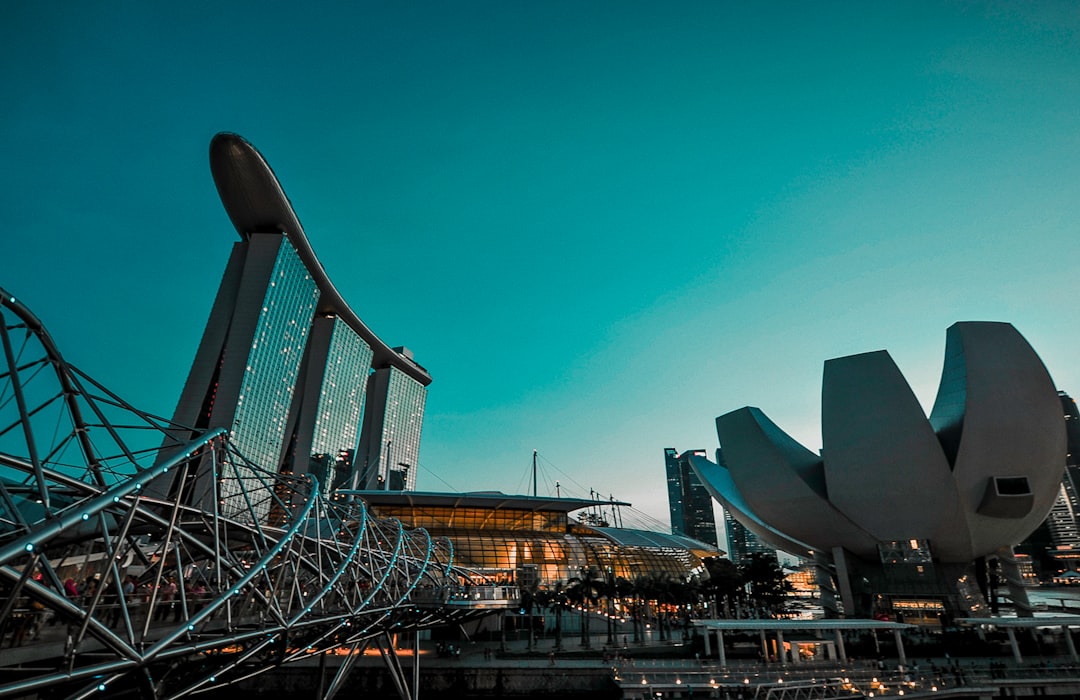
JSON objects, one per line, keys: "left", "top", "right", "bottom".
{"left": 355, "top": 355, "right": 428, "bottom": 490}
{"left": 664, "top": 448, "right": 719, "bottom": 547}
{"left": 1045, "top": 391, "right": 1080, "bottom": 550}
{"left": 156, "top": 134, "right": 431, "bottom": 519}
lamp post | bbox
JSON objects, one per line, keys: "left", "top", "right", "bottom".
{"left": 606, "top": 567, "right": 616, "bottom": 645}
{"left": 382, "top": 439, "right": 391, "bottom": 490}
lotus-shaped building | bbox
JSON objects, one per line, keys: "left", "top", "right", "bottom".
{"left": 689, "top": 322, "right": 1066, "bottom": 619}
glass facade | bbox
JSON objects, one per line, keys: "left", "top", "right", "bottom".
{"left": 227, "top": 239, "right": 319, "bottom": 519}
{"left": 378, "top": 367, "right": 427, "bottom": 490}
{"left": 369, "top": 501, "right": 711, "bottom": 587}
{"left": 309, "top": 317, "right": 373, "bottom": 495}
{"left": 664, "top": 448, "right": 719, "bottom": 547}
{"left": 723, "top": 510, "right": 777, "bottom": 565}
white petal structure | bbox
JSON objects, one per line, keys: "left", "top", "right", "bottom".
{"left": 691, "top": 322, "right": 1066, "bottom": 564}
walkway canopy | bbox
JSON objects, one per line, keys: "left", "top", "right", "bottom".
{"left": 692, "top": 619, "right": 916, "bottom": 668}
{"left": 955, "top": 616, "right": 1080, "bottom": 664}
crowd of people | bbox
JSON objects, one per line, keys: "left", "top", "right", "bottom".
{"left": 2, "top": 570, "right": 216, "bottom": 647}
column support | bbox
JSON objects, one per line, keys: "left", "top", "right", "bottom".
{"left": 892, "top": 629, "right": 907, "bottom": 668}
{"left": 1006, "top": 627, "right": 1022, "bottom": 664}
{"left": 832, "top": 547, "right": 856, "bottom": 617}
{"left": 1063, "top": 625, "right": 1078, "bottom": 662}
{"left": 777, "top": 630, "right": 787, "bottom": 667}
{"left": 834, "top": 629, "right": 847, "bottom": 663}
{"left": 413, "top": 632, "right": 420, "bottom": 700}
{"left": 718, "top": 630, "right": 727, "bottom": 668}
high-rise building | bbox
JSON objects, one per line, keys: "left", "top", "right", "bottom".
{"left": 723, "top": 510, "right": 779, "bottom": 566}
{"left": 1045, "top": 391, "right": 1080, "bottom": 550}
{"left": 664, "top": 448, "right": 719, "bottom": 547}
{"left": 155, "top": 134, "right": 431, "bottom": 519}
{"left": 355, "top": 357, "right": 428, "bottom": 490}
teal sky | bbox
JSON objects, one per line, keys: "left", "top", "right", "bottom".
{"left": 3, "top": 2, "right": 1079, "bottom": 530}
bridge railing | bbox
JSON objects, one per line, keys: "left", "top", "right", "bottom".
{"left": 0, "top": 289, "right": 485, "bottom": 700}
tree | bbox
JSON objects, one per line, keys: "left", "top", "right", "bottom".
{"left": 520, "top": 583, "right": 538, "bottom": 650}
{"left": 701, "top": 557, "right": 744, "bottom": 618}
{"left": 535, "top": 581, "right": 569, "bottom": 650}
{"left": 566, "top": 569, "right": 601, "bottom": 648}
{"left": 739, "top": 553, "right": 791, "bottom": 617}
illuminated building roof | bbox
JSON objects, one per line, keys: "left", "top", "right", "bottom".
{"left": 593, "top": 527, "right": 720, "bottom": 557}
{"left": 341, "top": 489, "right": 720, "bottom": 584}
{"left": 339, "top": 489, "right": 629, "bottom": 513}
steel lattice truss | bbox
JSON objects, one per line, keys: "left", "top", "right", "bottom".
{"left": 0, "top": 289, "right": 478, "bottom": 699}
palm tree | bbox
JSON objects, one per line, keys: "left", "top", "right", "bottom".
{"left": 535, "top": 581, "right": 568, "bottom": 650}
{"left": 520, "top": 583, "right": 538, "bottom": 650}
{"left": 739, "top": 553, "right": 791, "bottom": 618}
{"left": 701, "top": 556, "right": 743, "bottom": 618}
{"left": 629, "top": 575, "right": 654, "bottom": 643}
{"left": 614, "top": 576, "right": 634, "bottom": 645}
{"left": 599, "top": 569, "right": 616, "bottom": 645}
{"left": 564, "top": 575, "right": 587, "bottom": 647}
{"left": 580, "top": 569, "right": 604, "bottom": 647}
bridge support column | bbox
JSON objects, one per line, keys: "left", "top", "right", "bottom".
{"left": 718, "top": 630, "right": 727, "bottom": 668}
{"left": 893, "top": 629, "right": 907, "bottom": 668}
{"left": 378, "top": 632, "right": 413, "bottom": 700}
{"left": 1063, "top": 625, "right": 1078, "bottom": 662}
{"left": 1006, "top": 627, "right": 1023, "bottom": 664}
{"left": 413, "top": 632, "right": 420, "bottom": 700}
{"left": 703, "top": 628, "right": 711, "bottom": 657}
{"left": 834, "top": 630, "right": 847, "bottom": 663}
{"left": 833, "top": 547, "right": 856, "bottom": 617}
{"left": 776, "top": 630, "right": 787, "bottom": 666}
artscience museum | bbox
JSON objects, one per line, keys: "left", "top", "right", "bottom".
{"left": 690, "top": 322, "right": 1067, "bottom": 622}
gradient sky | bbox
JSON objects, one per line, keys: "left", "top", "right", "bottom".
{"left": 3, "top": 2, "right": 1079, "bottom": 533}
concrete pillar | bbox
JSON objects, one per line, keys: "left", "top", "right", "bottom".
{"left": 704, "top": 627, "right": 712, "bottom": 657}
{"left": 718, "top": 630, "right": 727, "bottom": 668}
{"left": 893, "top": 629, "right": 907, "bottom": 667}
{"left": 814, "top": 551, "right": 840, "bottom": 618}
{"left": 760, "top": 629, "right": 769, "bottom": 664}
{"left": 996, "top": 546, "right": 1035, "bottom": 617}
{"left": 835, "top": 629, "right": 847, "bottom": 663}
{"left": 832, "top": 547, "right": 856, "bottom": 617}
{"left": 1063, "top": 626, "right": 1078, "bottom": 662}
{"left": 1006, "top": 627, "right": 1023, "bottom": 663}
{"left": 777, "top": 630, "right": 787, "bottom": 667}
{"left": 413, "top": 631, "right": 421, "bottom": 700}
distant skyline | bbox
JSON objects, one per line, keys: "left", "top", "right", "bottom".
{"left": 3, "top": 2, "right": 1079, "bottom": 529}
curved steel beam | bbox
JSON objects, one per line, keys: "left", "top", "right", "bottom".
{"left": 208, "top": 134, "right": 431, "bottom": 385}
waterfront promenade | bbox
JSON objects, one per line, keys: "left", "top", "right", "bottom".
{"left": 259, "top": 625, "right": 1080, "bottom": 699}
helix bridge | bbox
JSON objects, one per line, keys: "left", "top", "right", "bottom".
{"left": 0, "top": 289, "right": 507, "bottom": 699}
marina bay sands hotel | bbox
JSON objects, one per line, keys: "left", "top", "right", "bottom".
{"left": 160, "top": 133, "right": 429, "bottom": 516}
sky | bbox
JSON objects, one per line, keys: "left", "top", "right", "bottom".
{"left": 3, "top": 2, "right": 1079, "bottom": 536}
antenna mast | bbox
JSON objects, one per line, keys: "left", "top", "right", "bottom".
{"left": 532, "top": 449, "right": 538, "bottom": 497}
